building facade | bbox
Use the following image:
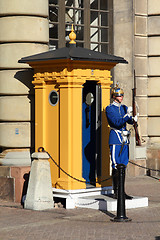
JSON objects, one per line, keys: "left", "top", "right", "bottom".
{"left": 0, "top": 0, "right": 160, "bottom": 177}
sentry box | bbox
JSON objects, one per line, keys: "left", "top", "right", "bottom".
{"left": 19, "top": 27, "right": 127, "bottom": 190}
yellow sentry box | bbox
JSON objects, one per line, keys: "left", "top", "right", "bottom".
{"left": 19, "top": 28, "right": 127, "bottom": 190}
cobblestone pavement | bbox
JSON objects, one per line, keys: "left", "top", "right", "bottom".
{"left": 0, "top": 176, "right": 160, "bottom": 240}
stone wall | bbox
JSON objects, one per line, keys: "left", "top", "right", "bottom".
{"left": 0, "top": 166, "right": 30, "bottom": 202}
{"left": 134, "top": 0, "right": 148, "bottom": 143}
{"left": 0, "top": 0, "right": 49, "bottom": 165}
{"left": 113, "top": 0, "right": 160, "bottom": 176}
{"left": 113, "top": 0, "right": 133, "bottom": 107}
{"left": 147, "top": 0, "right": 160, "bottom": 175}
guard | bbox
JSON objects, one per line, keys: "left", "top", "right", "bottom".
{"left": 106, "top": 84, "right": 137, "bottom": 199}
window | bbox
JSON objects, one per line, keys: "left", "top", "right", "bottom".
{"left": 49, "top": 0, "right": 59, "bottom": 50}
{"left": 65, "top": 0, "right": 84, "bottom": 47}
{"left": 49, "top": 0, "right": 113, "bottom": 54}
{"left": 49, "top": 90, "right": 59, "bottom": 106}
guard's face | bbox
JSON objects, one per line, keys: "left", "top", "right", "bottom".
{"left": 115, "top": 95, "right": 123, "bottom": 103}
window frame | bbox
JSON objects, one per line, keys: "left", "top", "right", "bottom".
{"left": 49, "top": 0, "right": 113, "bottom": 54}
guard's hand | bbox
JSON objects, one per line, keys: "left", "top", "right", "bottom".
{"left": 133, "top": 115, "right": 138, "bottom": 122}
{"left": 127, "top": 106, "right": 133, "bottom": 117}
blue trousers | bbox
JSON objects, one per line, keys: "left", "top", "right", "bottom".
{"left": 110, "top": 144, "right": 129, "bottom": 169}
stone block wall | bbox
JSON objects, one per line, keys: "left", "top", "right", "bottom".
{"left": 0, "top": 0, "right": 49, "bottom": 165}
{"left": 147, "top": 1, "right": 160, "bottom": 141}
{"left": 113, "top": 0, "right": 160, "bottom": 176}
{"left": 147, "top": 0, "right": 160, "bottom": 175}
{"left": 134, "top": 0, "right": 148, "bottom": 143}
{"left": 113, "top": 0, "right": 133, "bottom": 105}
{"left": 0, "top": 166, "right": 30, "bottom": 202}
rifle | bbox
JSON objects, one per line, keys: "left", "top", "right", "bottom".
{"left": 132, "top": 70, "right": 141, "bottom": 146}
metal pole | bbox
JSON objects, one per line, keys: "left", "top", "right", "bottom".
{"left": 111, "top": 164, "right": 132, "bottom": 222}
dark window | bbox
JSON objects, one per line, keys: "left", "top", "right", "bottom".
{"left": 49, "top": 0, "right": 113, "bottom": 54}
{"left": 49, "top": 91, "right": 59, "bottom": 106}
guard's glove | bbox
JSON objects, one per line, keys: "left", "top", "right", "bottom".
{"left": 133, "top": 115, "right": 138, "bottom": 122}
{"left": 127, "top": 106, "right": 133, "bottom": 117}
{"left": 133, "top": 113, "right": 139, "bottom": 122}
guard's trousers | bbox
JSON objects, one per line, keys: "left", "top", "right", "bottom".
{"left": 110, "top": 144, "right": 129, "bottom": 169}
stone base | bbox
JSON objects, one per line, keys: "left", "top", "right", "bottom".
{"left": 76, "top": 195, "right": 148, "bottom": 212}
{"left": 147, "top": 148, "right": 160, "bottom": 176}
{"left": 127, "top": 159, "right": 147, "bottom": 177}
{"left": 53, "top": 187, "right": 148, "bottom": 210}
{"left": 0, "top": 177, "right": 14, "bottom": 201}
{"left": 129, "top": 137, "right": 147, "bottom": 177}
{"left": 53, "top": 186, "right": 112, "bottom": 209}
{"left": 25, "top": 200, "right": 54, "bottom": 211}
{"left": 0, "top": 150, "right": 31, "bottom": 166}
{"left": 0, "top": 166, "right": 30, "bottom": 203}
{"left": 24, "top": 155, "right": 54, "bottom": 211}
{"left": 11, "top": 166, "right": 31, "bottom": 203}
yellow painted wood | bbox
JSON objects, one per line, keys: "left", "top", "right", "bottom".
{"left": 33, "top": 72, "right": 60, "bottom": 187}
{"left": 56, "top": 79, "right": 86, "bottom": 189}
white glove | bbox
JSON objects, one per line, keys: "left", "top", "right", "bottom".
{"left": 127, "top": 106, "right": 133, "bottom": 117}
{"left": 133, "top": 115, "right": 138, "bottom": 122}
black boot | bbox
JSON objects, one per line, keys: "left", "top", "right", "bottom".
{"left": 124, "top": 170, "right": 133, "bottom": 200}
{"left": 112, "top": 168, "right": 118, "bottom": 199}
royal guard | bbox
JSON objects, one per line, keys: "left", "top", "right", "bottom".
{"left": 106, "top": 84, "right": 137, "bottom": 199}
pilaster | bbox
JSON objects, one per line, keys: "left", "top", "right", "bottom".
{"left": 32, "top": 71, "right": 59, "bottom": 188}
{"left": 56, "top": 73, "right": 86, "bottom": 190}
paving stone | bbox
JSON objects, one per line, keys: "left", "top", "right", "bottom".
{"left": 0, "top": 176, "right": 159, "bottom": 240}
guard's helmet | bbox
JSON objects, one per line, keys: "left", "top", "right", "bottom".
{"left": 111, "top": 84, "right": 124, "bottom": 98}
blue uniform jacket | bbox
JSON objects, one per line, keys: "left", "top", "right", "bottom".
{"left": 105, "top": 101, "right": 133, "bottom": 145}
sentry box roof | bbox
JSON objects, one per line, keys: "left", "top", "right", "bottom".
{"left": 19, "top": 45, "right": 128, "bottom": 64}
